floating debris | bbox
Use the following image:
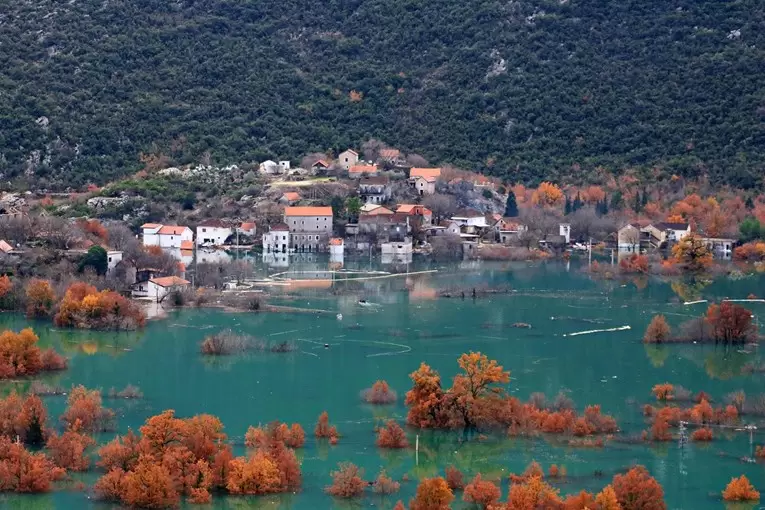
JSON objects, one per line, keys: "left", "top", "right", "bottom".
{"left": 563, "top": 326, "right": 631, "bottom": 337}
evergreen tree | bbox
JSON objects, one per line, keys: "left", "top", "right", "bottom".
{"left": 745, "top": 196, "right": 755, "bottom": 209}
{"left": 572, "top": 193, "right": 583, "bottom": 212}
{"left": 739, "top": 217, "right": 763, "bottom": 243}
{"left": 564, "top": 195, "right": 572, "bottom": 216}
{"left": 641, "top": 189, "right": 649, "bottom": 206}
{"left": 504, "top": 190, "right": 519, "bottom": 217}
{"left": 610, "top": 191, "right": 623, "bottom": 211}
{"left": 78, "top": 246, "right": 108, "bottom": 275}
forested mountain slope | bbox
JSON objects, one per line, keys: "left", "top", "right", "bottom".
{"left": 0, "top": 0, "right": 763, "bottom": 188}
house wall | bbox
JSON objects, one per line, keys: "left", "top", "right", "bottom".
{"left": 414, "top": 178, "right": 436, "bottom": 195}
{"left": 196, "top": 226, "right": 232, "bottom": 246}
{"left": 338, "top": 151, "right": 359, "bottom": 170}
{"left": 617, "top": 225, "right": 641, "bottom": 248}
{"left": 290, "top": 233, "right": 330, "bottom": 252}
{"left": 381, "top": 242, "right": 413, "bottom": 255}
{"left": 158, "top": 229, "right": 193, "bottom": 249}
{"left": 142, "top": 232, "right": 160, "bottom": 246}
{"left": 286, "top": 215, "right": 333, "bottom": 234}
{"left": 107, "top": 251, "right": 123, "bottom": 273}
{"left": 263, "top": 232, "right": 290, "bottom": 253}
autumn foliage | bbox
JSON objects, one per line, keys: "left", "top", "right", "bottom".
{"left": 531, "top": 182, "right": 564, "bottom": 207}
{"left": 0, "top": 392, "right": 47, "bottom": 445}
{"left": 376, "top": 420, "right": 408, "bottom": 448}
{"left": 643, "top": 316, "right": 671, "bottom": 344}
{"left": 652, "top": 384, "right": 674, "bottom": 401}
{"left": 0, "top": 436, "right": 65, "bottom": 493}
{"left": 671, "top": 234, "right": 712, "bottom": 271}
{"left": 410, "top": 476, "right": 454, "bottom": 510}
{"left": 619, "top": 254, "right": 649, "bottom": 274}
{"left": 463, "top": 474, "right": 501, "bottom": 509}
{"left": 406, "top": 353, "right": 618, "bottom": 437}
{"left": 612, "top": 466, "right": 666, "bottom": 510}
{"left": 691, "top": 427, "right": 713, "bottom": 441}
{"left": 705, "top": 302, "right": 755, "bottom": 344}
{"left": 314, "top": 411, "right": 339, "bottom": 442}
{"left": 0, "top": 327, "right": 67, "bottom": 379}
{"left": 372, "top": 469, "right": 400, "bottom": 495}
{"left": 245, "top": 421, "right": 305, "bottom": 449}
{"left": 61, "top": 385, "right": 115, "bottom": 433}
{"left": 46, "top": 429, "right": 96, "bottom": 471}
{"left": 325, "top": 462, "right": 366, "bottom": 498}
{"left": 25, "top": 279, "right": 56, "bottom": 318}
{"left": 54, "top": 281, "right": 146, "bottom": 330}
{"left": 722, "top": 475, "right": 760, "bottom": 502}
{"left": 734, "top": 241, "right": 765, "bottom": 262}
{"left": 94, "top": 410, "right": 298, "bottom": 506}
{"left": 362, "top": 380, "right": 398, "bottom": 404}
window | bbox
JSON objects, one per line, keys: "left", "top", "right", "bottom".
{"left": 202, "top": 228, "right": 206, "bottom": 232}
{"left": 316, "top": 236, "right": 319, "bottom": 240}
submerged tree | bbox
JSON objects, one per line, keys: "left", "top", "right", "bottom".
{"left": 705, "top": 302, "right": 756, "bottom": 345}
{"left": 643, "top": 316, "right": 671, "bottom": 344}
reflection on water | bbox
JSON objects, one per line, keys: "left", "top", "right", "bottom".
{"left": 0, "top": 257, "right": 764, "bottom": 508}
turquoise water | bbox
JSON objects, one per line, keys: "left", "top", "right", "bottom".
{"left": 1, "top": 257, "right": 764, "bottom": 509}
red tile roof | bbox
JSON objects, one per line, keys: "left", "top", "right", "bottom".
{"left": 150, "top": 276, "right": 190, "bottom": 287}
{"left": 409, "top": 167, "right": 441, "bottom": 179}
{"left": 329, "top": 238, "right": 344, "bottom": 245}
{"left": 141, "top": 223, "right": 162, "bottom": 229}
{"left": 240, "top": 222, "right": 256, "bottom": 231}
{"left": 284, "top": 206, "right": 333, "bottom": 217}
{"left": 313, "top": 159, "right": 329, "bottom": 167}
{"left": 158, "top": 226, "right": 190, "bottom": 235}
{"left": 180, "top": 240, "right": 194, "bottom": 250}
{"left": 363, "top": 206, "right": 394, "bottom": 216}
{"left": 282, "top": 192, "right": 301, "bottom": 201}
{"left": 396, "top": 204, "right": 432, "bottom": 216}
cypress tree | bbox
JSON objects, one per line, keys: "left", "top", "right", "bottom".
{"left": 610, "top": 191, "right": 623, "bottom": 211}
{"left": 504, "top": 190, "right": 519, "bottom": 217}
{"left": 564, "top": 195, "right": 572, "bottom": 215}
{"left": 573, "top": 192, "right": 583, "bottom": 212}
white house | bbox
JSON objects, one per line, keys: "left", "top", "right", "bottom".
{"left": 329, "top": 238, "right": 344, "bottom": 258}
{"left": 559, "top": 223, "right": 571, "bottom": 244}
{"left": 263, "top": 224, "right": 290, "bottom": 253}
{"left": 653, "top": 222, "right": 691, "bottom": 243}
{"left": 259, "top": 160, "right": 285, "bottom": 175}
{"left": 132, "top": 276, "right": 190, "bottom": 302}
{"left": 451, "top": 209, "right": 488, "bottom": 233}
{"left": 196, "top": 219, "right": 232, "bottom": 247}
{"left": 338, "top": 149, "right": 359, "bottom": 171}
{"left": 238, "top": 222, "right": 257, "bottom": 237}
{"left": 107, "top": 251, "right": 123, "bottom": 274}
{"left": 409, "top": 168, "right": 441, "bottom": 195}
{"left": 142, "top": 224, "right": 193, "bottom": 249}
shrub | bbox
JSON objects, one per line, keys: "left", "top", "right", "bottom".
{"left": 410, "top": 477, "right": 454, "bottom": 510}
{"left": 644, "top": 316, "right": 671, "bottom": 343}
{"left": 361, "top": 380, "right": 398, "bottom": 404}
{"left": 54, "top": 282, "right": 146, "bottom": 330}
{"left": 108, "top": 384, "right": 143, "bottom": 399}
{"left": 722, "top": 475, "right": 760, "bottom": 502}
{"left": 46, "top": 429, "right": 95, "bottom": 471}
{"left": 377, "top": 420, "right": 408, "bottom": 448}
{"left": 691, "top": 428, "right": 713, "bottom": 441}
{"left": 0, "top": 328, "right": 67, "bottom": 379}
{"left": 0, "top": 436, "right": 65, "bottom": 492}
{"left": 652, "top": 383, "right": 674, "bottom": 401}
{"left": 619, "top": 254, "right": 649, "bottom": 273}
{"left": 612, "top": 466, "right": 666, "bottom": 510}
{"left": 325, "top": 462, "right": 366, "bottom": 498}
{"left": 315, "top": 411, "right": 338, "bottom": 440}
{"left": 463, "top": 474, "right": 500, "bottom": 509}
{"left": 25, "top": 279, "right": 55, "bottom": 318}
{"left": 60, "top": 385, "right": 116, "bottom": 433}
{"left": 445, "top": 465, "right": 464, "bottom": 490}
{"left": 200, "top": 330, "right": 252, "bottom": 355}
{"left": 372, "top": 470, "right": 400, "bottom": 495}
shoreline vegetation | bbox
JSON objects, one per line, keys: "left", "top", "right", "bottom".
{"left": 3, "top": 351, "right": 763, "bottom": 508}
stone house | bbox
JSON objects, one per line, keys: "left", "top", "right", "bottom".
{"left": 132, "top": 276, "right": 190, "bottom": 302}
{"left": 279, "top": 191, "right": 301, "bottom": 205}
{"left": 408, "top": 168, "right": 441, "bottom": 195}
{"left": 338, "top": 149, "right": 359, "bottom": 171}
{"left": 142, "top": 224, "right": 193, "bottom": 249}
{"left": 284, "top": 206, "right": 333, "bottom": 252}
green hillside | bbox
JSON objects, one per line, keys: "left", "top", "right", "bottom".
{"left": 0, "top": 0, "right": 763, "bottom": 188}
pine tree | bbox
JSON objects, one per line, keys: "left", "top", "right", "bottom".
{"left": 745, "top": 196, "right": 755, "bottom": 209}
{"left": 641, "top": 189, "right": 649, "bottom": 206}
{"left": 504, "top": 190, "right": 518, "bottom": 217}
{"left": 564, "top": 195, "right": 572, "bottom": 216}
{"left": 572, "top": 193, "right": 583, "bottom": 212}
{"left": 633, "top": 192, "right": 642, "bottom": 213}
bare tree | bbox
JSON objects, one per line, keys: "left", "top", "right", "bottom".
{"left": 423, "top": 194, "right": 457, "bottom": 223}
{"left": 106, "top": 223, "right": 139, "bottom": 251}
{"left": 430, "top": 234, "right": 462, "bottom": 260}
{"left": 0, "top": 216, "right": 34, "bottom": 244}
{"left": 405, "top": 154, "right": 429, "bottom": 167}
{"left": 361, "top": 139, "right": 387, "bottom": 162}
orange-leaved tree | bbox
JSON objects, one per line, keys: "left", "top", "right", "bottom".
{"left": 46, "top": 428, "right": 96, "bottom": 471}
{"left": 643, "top": 316, "right": 671, "bottom": 343}
{"left": 611, "top": 466, "right": 666, "bottom": 510}
{"left": 54, "top": 281, "right": 146, "bottom": 330}
{"left": 0, "top": 328, "right": 67, "bottom": 379}
{"left": 314, "top": 411, "right": 339, "bottom": 442}
{"left": 377, "top": 420, "right": 408, "bottom": 448}
{"left": 594, "top": 485, "right": 622, "bottom": 510}
{"left": 722, "top": 475, "right": 760, "bottom": 501}
{"left": 531, "top": 182, "right": 564, "bottom": 208}
{"left": 372, "top": 469, "right": 400, "bottom": 495}
{"left": 0, "top": 392, "right": 47, "bottom": 445}
{"left": 325, "top": 462, "right": 366, "bottom": 498}
{"left": 405, "top": 362, "right": 446, "bottom": 428}
{"left": 671, "top": 234, "right": 712, "bottom": 272}
{"left": 61, "top": 385, "right": 115, "bottom": 433}
{"left": 362, "top": 380, "right": 398, "bottom": 404}
{"left": 651, "top": 383, "right": 674, "bottom": 401}
{"left": 25, "top": 279, "right": 56, "bottom": 318}
{"left": 410, "top": 477, "right": 454, "bottom": 510}
{"left": 0, "top": 435, "right": 65, "bottom": 492}
{"left": 463, "top": 474, "right": 501, "bottom": 509}
{"left": 705, "top": 302, "right": 755, "bottom": 345}
{"left": 448, "top": 352, "right": 510, "bottom": 429}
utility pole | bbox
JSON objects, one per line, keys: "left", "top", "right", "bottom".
{"left": 588, "top": 237, "right": 592, "bottom": 266}
{"left": 745, "top": 424, "right": 757, "bottom": 463}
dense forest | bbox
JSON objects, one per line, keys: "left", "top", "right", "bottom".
{"left": 0, "top": 0, "right": 763, "bottom": 189}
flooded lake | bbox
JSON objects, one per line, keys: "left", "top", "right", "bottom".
{"left": 2, "top": 256, "right": 764, "bottom": 509}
